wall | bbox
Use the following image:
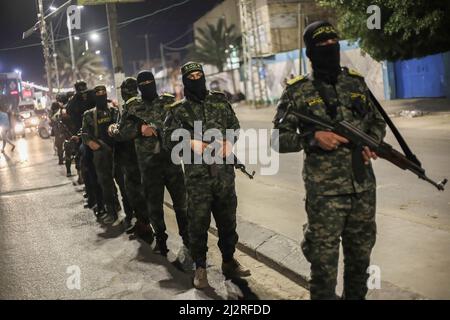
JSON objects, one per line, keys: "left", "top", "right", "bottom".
{"left": 193, "top": 0, "right": 241, "bottom": 47}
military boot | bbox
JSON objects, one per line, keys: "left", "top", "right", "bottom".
{"left": 222, "top": 258, "right": 251, "bottom": 278}
{"left": 153, "top": 238, "right": 169, "bottom": 256}
{"left": 135, "top": 221, "right": 155, "bottom": 245}
{"left": 193, "top": 267, "right": 209, "bottom": 289}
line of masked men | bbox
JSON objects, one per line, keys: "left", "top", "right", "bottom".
{"left": 48, "top": 63, "right": 251, "bottom": 290}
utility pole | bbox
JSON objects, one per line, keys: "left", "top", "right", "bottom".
{"left": 66, "top": 10, "right": 77, "bottom": 82}
{"left": 222, "top": 15, "right": 237, "bottom": 95}
{"left": 106, "top": 3, "right": 125, "bottom": 103}
{"left": 49, "top": 22, "right": 60, "bottom": 91}
{"left": 298, "top": 2, "right": 304, "bottom": 75}
{"left": 144, "top": 34, "right": 150, "bottom": 69}
{"left": 137, "top": 34, "right": 151, "bottom": 69}
{"left": 37, "top": 0, "right": 53, "bottom": 99}
{"left": 160, "top": 43, "right": 166, "bottom": 89}
{"left": 239, "top": 0, "right": 254, "bottom": 105}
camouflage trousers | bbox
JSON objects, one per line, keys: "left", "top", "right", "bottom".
{"left": 119, "top": 160, "right": 150, "bottom": 224}
{"left": 139, "top": 153, "right": 189, "bottom": 246}
{"left": 185, "top": 165, "right": 238, "bottom": 268}
{"left": 301, "top": 189, "right": 377, "bottom": 300}
{"left": 64, "top": 140, "right": 80, "bottom": 174}
{"left": 54, "top": 133, "right": 65, "bottom": 163}
{"left": 92, "top": 145, "right": 132, "bottom": 218}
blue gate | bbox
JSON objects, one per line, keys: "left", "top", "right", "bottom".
{"left": 394, "top": 53, "right": 446, "bottom": 98}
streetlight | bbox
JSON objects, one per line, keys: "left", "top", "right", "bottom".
{"left": 74, "top": 36, "right": 80, "bottom": 40}
{"left": 90, "top": 33, "right": 100, "bottom": 42}
{"left": 49, "top": 6, "right": 57, "bottom": 12}
{"left": 95, "top": 50, "right": 101, "bottom": 55}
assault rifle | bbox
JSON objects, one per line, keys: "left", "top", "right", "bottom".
{"left": 283, "top": 110, "right": 447, "bottom": 191}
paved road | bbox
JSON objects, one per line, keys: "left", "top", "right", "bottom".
{"left": 233, "top": 105, "right": 450, "bottom": 299}
{"left": 0, "top": 133, "right": 308, "bottom": 300}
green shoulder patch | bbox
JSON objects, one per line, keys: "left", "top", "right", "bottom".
{"left": 347, "top": 68, "right": 364, "bottom": 78}
{"left": 287, "top": 75, "right": 307, "bottom": 86}
{"left": 165, "top": 99, "right": 184, "bottom": 110}
{"left": 210, "top": 90, "right": 225, "bottom": 96}
{"left": 161, "top": 92, "right": 175, "bottom": 98}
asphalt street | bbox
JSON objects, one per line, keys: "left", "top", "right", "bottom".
{"left": 0, "top": 133, "right": 308, "bottom": 300}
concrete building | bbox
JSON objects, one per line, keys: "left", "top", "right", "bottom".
{"left": 193, "top": 0, "right": 335, "bottom": 56}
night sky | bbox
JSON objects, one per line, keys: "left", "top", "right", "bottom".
{"left": 0, "top": 0, "right": 222, "bottom": 85}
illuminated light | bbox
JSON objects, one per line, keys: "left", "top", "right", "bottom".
{"left": 95, "top": 50, "right": 101, "bottom": 55}
{"left": 74, "top": 36, "right": 80, "bottom": 40}
{"left": 10, "top": 90, "right": 19, "bottom": 95}
{"left": 30, "top": 117, "right": 39, "bottom": 126}
{"left": 49, "top": 6, "right": 57, "bottom": 11}
{"left": 90, "top": 33, "right": 100, "bottom": 42}
{"left": 15, "top": 123, "right": 24, "bottom": 133}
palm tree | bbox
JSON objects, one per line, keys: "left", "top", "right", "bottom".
{"left": 50, "top": 40, "right": 112, "bottom": 89}
{"left": 191, "top": 18, "right": 240, "bottom": 73}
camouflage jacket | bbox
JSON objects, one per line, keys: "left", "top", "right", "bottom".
{"left": 114, "top": 94, "right": 175, "bottom": 167}
{"left": 164, "top": 91, "right": 240, "bottom": 180}
{"left": 110, "top": 96, "right": 143, "bottom": 165}
{"left": 273, "top": 67, "right": 387, "bottom": 196}
{"left": 81, "top": 104, "right": 119, "bottom": 149}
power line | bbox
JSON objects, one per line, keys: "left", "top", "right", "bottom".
{"left": 163, "top": 43, "right": 193, "bottom": 51}
{"left": 163, "top": 27, "right": 193, "bottom": 46}
{"left": 0, "top": 0, "right": 192, "bottom": 52}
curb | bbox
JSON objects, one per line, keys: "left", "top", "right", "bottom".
{"left": 164, "top": 201, "right": 425, "bottom": 299}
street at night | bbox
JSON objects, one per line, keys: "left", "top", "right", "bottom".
{"left": 0, "top": 0, "right": 449, "bottom": 309}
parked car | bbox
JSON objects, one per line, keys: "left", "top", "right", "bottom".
{"left": 15, "top": 101, "right": 40, "bottom": 130}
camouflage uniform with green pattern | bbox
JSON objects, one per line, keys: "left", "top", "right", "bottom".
{"left": 109, "top": 96, "right": 151, "bottom": 225}
{"left": 273, "top": 67, "right": 387, "bottom": 299}
{"left": 82, "top": 105, "right": 122, "bottom": 218}
{"left": 164, "top": 91, "right": 240, "bottom": 268}
{"left": 128, "top": 93, "right": 189, "bottom": 250}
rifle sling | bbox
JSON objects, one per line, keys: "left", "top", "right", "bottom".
{"left": 368, "top": 89, "right": 421, "bottom": 167}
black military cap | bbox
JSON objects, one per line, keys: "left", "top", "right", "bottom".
{"left": 120, "top": 77, "right": 138, "bottom": 89}
{"left": 94, "top": 85, "right": 107, "bottom": 94}
{"left": 74, "top": 80, "right": 87, "bottom": 93}
{"left": 303, "top": 21, "right": 339, "bottom": 48}
{"left": 181, "top": 61, "right": 203, "bottom": 76}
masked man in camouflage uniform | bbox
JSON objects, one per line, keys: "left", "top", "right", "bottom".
{"left": 107, "top": 77, "right": 155, "bottom": 242}
{"left": 164, "top": 62, "right": 250, "bottom": 289}
{"left": 272, "top": 21, "right": 386, "bottom": 299}
{"left": 121, "top": 70, "right": 190, "bottom": 257}
{"left": 82, "top": 85, "right": 125, "bottom": 225}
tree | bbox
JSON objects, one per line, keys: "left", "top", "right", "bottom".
{"left": 50, "top": 40, "right": 112, "bottom": 89}
{"left": 318, "top": 0, "right": 450, "bottom": 61}
{"left": 191, "top": 18, "right": 241, "bottom": 72}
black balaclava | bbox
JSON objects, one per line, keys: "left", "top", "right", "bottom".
{"left": 120, "top": 77, "right": 138, "bottom": 102}
{"left": 137, "top": 71, "right": 158, "bottom": 102}
{"left": 74, "top": 80, "right": 88, "bottom": 101}
{"left": 181, "top": 61, "right": 208, "bottom": 103}
{"left": 304, "top": 21, "right": 341, "bottom": 84}
{"left": 51, "top": 102, "right": 60, "bottom": 113}
{"left": 94, "top": 85, "right": 108, "bottom": 110}
{"left": 56, "top": 93, "right": 68, "bottom": 105}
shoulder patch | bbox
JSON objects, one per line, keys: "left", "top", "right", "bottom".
{"left": 287, "top": 75, "right": 307, "bottom": 86}
{"left": 166, "top": 99, "right": 184, "bottom": 109}
{"left": 210, "top": 90, "right": 225, "bottom": 96}
{"left": 161, "top": 92, "right": 175, "bottom": 98}
{"left": 347, "top": 68, "right": 364, "bottom": 78}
